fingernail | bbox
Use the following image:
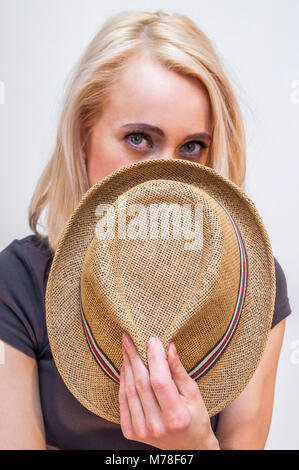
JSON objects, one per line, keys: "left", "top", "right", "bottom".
{"left": 170, "top": 342, "right": 177, "bottom": 356}
{"left": 122, "top": 332, "right": 132, "bottom": 348}
{"left": 122, "top": 346, "right": 128, "bottom": 363}
{"left": 148, "top": 337, "right": 156, "bottom": 350}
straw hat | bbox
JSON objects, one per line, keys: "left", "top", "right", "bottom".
{"left": 45, "top": 158, "right": 276, "bottom": 423}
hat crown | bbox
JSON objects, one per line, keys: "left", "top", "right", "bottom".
{"left": 80, "top": 179, "right": 242, "bottom": 372}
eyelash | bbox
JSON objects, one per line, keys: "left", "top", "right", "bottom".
{"left": 124, "top": 132, "right": 208, "bottom": 158}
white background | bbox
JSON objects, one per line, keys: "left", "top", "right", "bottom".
{"left": 0, "top": 0, "right": 298, "bottom": 449}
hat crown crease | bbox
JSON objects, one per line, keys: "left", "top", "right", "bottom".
{"left": 80, "top": 180, "right": 242, "bottom": 372}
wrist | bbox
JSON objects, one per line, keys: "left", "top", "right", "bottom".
{"left": 199, "top": 428, "right": 221, "bottom": 450}
{"left": 205, "top": 433, "right": 220, "bottom": 450}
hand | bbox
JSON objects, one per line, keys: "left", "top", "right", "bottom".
{"left": 118, "top": 333, "right": 220, "bottom": 450}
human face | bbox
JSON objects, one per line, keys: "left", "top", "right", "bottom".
{"left": 82, "top": 50, "right": 213, "bottom": 187}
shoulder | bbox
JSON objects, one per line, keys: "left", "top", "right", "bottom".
{"left": 0, "top": 233, "right": 53, "bottom": 265}
{"left": 0, "top": 233, "right": 53, "bottom": 282}
{"left": 272, "top": 256, "right": 292, "bottom": 329}
{"left": 0, "top": 234, "right": 54, "bottom": 358}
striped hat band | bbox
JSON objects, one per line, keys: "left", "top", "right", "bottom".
{"left": 79, "top": 196, "right": 248, "bottom": 385}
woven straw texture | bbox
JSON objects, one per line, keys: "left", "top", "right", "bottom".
{"left": 45, "top": 158, "right": 276, "bottom": 423}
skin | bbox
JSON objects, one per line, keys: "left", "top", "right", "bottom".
{"left": 82, "top": 49, "right": 213, "bottom": 185}
{"left": 0, "top": 50, "right": 287, "bottom": 450}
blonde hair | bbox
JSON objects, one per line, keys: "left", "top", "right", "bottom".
{"left": 29, "top": 9, "right": 246, "bottom": 252}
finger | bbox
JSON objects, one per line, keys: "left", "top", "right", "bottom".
{"left": 167, "top": 342, "right": 204, "bottom": 406}
{"left": 122, "top": 346, "right": 148, "bottom": 440}
{"left": 147, "top": 337, "right": 189, "bottom": 424}
{"left": 118, "top": 363, "right": 135, "bottom": 440}
{"left": 122, "top": 334, "right": 165, "bottom": 435}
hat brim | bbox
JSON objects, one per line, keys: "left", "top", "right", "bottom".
{"left": 45, "top": 158, "right": 276, "bottom": 423}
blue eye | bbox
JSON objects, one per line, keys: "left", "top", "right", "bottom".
{"left": 125, "top": 132, "right": 151, "bottom": 150}
{"left": 124, "top": 131, "right": 208, "bottom": 158}
{"left": 182, "top": 142, "right": 206, "bottom": 154}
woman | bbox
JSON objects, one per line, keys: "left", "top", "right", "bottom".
{"left": 0, "top": 10, "right": 292, "bottom": 450}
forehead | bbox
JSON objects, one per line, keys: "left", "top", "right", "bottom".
{"left": 102, "top": 51, "right": 212, "bottom": 132}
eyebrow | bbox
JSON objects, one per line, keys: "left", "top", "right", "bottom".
{"left": 121, "top": 122, "right": 212, "bottom": 141}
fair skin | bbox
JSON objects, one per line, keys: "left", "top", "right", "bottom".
{"left": 0, "top": 51, "right": 286, "bottom": 450}
{"left": 82, "top": 50, "right": 213, "bottom": 185}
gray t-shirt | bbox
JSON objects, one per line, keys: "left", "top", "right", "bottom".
{"left": 0, "top": 235, "right": 292, "bottom": 450}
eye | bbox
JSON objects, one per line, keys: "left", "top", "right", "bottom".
{"left": 125, "top": 132, "right": 152, "bottom": 150}
{"left": 181, "top": 141, "right": 208, "bottom": 158}
{"left": 124, "top": 131, "right": 208, "bottom": 159}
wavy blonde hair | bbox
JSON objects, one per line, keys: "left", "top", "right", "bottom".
{"left": 29, "top": 9, "right": 246, "bottom": 252}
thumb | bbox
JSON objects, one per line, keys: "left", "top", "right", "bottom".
{"left": 168, "top": 342, "right": 200, "bottom": 401}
